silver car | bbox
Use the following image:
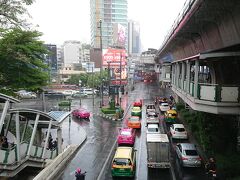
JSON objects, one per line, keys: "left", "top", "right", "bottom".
{"left": 175, "top": 143, "right": 202, "bottom": 167}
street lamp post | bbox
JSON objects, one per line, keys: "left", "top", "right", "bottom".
{"left": 98, "top": 19, "right": 103, "bottom": 107}
{"left": 79, "top": 80, "right": 82, "bottom": 106}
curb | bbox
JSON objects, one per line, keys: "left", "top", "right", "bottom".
{"left": 33, "top": 127, "right": 87, "bottom": 180}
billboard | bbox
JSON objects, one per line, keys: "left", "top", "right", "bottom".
{"left": 113, "top": 23, "right": 126, "bottom": 47}
{"left": 102, "top": 48, "right": 127, "bottom": 66}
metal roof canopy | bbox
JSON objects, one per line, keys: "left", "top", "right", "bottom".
{"left": 0, "top": 93, "right": 20, "bottom": 104}
{"left": 8, "top": 109, "right": 71, "bottom": 128}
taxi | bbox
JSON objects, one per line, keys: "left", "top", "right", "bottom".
{"left": 117, "top": 128, "right": 135, "bottom": 146}
{"left": 72, "top": 108, "right": 90, "bottom": 119}
{"left": 164, "top": 109, "right": 177, "bottom": 123}
{"left": 111, "top": 147, "right": 136, "bottom": 177}
{"left": 127, "top": 116, "right": 141, "bottom": 129}
{"left": 133, "top": 99, "right": 143, "bottom": 108}
{"left": 131, "top": 106, "right": 142, "bottom": 117}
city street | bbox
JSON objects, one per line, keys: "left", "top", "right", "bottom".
{"left": 15, "top": 82, "right": 207, "bottom": 180}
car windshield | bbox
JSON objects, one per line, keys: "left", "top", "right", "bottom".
{"left": 185, "top": 150, "right": 198, "bottom": 156}
{"left": 121, "top": 131, "right": 131, "bottom": 136}
{"left": 148, "top": 128, "right": 159, "bottom": 132}
{"left": 175, "top": 128, "right": 185, "bottom": 132}
{"left": 162, "top": 103, "right": 169, "bottom": 107}
{"left": 113, "top": 158, "right": 131, "bottom": 166}
{"left": 129, "top": 117, "right": 139, "bottom": 121}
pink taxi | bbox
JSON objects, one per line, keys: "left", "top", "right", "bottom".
{"left": 72, "top": 108, "right": 90, "bottom": 119}
{"left": 117, "top": 128, "right": 135, "bottom": 146}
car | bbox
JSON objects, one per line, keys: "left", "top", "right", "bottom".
{"left": 154, "top": 96, "right": 167, "bottom": 105}
{"left": 117, "top": 128, "right": 135, "bottom": 146}
{"left": 111, "top": 147, "right": 136, "bottom": 177}
{"left": 133, "top": 99, "right": 143, "bottom": 108}
{"left": 127, "top": 116, "right": 141, "bottom": 129}
{"left": 146, "top": 124, "right": 160, "bottom": 134}
{"left": 146, "top": 104, "right": 156, "bottom": 114}
{"left": 146, "top": 111, "right": 159, "bottom": 125}
{"left": 17, "top": 90, "right": 37, "bottom": 99}
{"left": 175, "top": 143, "right": 202, "bottom": 167}
{"left": 159, "top": 102, "right": 170, "bottom": 113}
{"left": 164, "top": 109, "right": 177, "bottom": 123}
{"left": 131, "top": 106, "right": 142, "bottom": 117}
{"left": 72, "top": 108, "right": 90, "bottom": 119}
{"left": 170, "top": 124, "right": 188, "bottom": 139}
{"left": 72, "top": 92, "right": 88, "bottom": 98}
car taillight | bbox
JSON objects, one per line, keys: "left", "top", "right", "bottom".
{"left": 182, "top": 157, "right": 188, "bottom": 160}
{"left": 197, "top": 157, "right": 201, "bottom": 161}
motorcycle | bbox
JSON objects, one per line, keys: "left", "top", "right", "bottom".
{"left": 75, "top": 170, "right": 87, "bottom": 180}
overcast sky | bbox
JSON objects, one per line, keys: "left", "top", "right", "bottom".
{"left": 27, "top": 0, "right": 186, "bottom": 50}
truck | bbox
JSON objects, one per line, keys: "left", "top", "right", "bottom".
{"left": 146, "top": 133, "right": 171, "bottom": 169}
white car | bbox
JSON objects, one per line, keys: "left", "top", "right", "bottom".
{"left": 170, "top": 124, "right": 188, "bottom": 139}
{"left": 17, "top": 90, "right": 37, "bottom": 99}
{"left": 146, "top": 124, "right": 160, "bottom": 134}
{"left": 159, "top": 102, "right": 170, "bottom": 112}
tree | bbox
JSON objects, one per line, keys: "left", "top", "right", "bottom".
{"left": 0, "top": 0, "right": 33, "bottom": 29}
{"left": 0, "top": 28, "right": 49, "bottom": 92}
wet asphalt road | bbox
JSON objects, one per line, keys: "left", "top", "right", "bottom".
{"left": 15, "top": 81, "right": 208, "bottom": 180}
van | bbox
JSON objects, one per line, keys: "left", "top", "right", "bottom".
{"left": 81, "top": 88, "right": 94, "bottom": 95}
{"left": 111, "top": 147, "right": 136, "bottom": 177}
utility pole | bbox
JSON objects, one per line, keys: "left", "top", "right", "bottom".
{"left": 92, "top": 66, "right": 95, "bottom": 106}
{"left": 99, "top": 19, "right": 103, "bottom": 107}
{"left": 79, "top": 80, "right": 82, "bottom": 106}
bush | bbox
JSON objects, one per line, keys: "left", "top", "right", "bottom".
{"left": 176, "top": 103, "right": 185, "bottom": 111}
{"left": 101, "top": 107, "right": 124, "bottom": 114}
{"left": 216, "top": 153, "right": 240, "bottom": 179}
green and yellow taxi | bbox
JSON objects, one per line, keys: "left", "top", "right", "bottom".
{"left": 111, "top": 147, "right": 136, "bottom": 177}
{"left": 164, "top": 109, "right": 177, "bottom": 123}
{"left": 131, "top": 106, "right": 142, "bottom": 117}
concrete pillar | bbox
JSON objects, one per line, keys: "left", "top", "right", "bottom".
{"left": 15, "top": 112, "right": 21, "bottom": 162}
{"left": 186, "top": 61, "right": 191, "bottom": 93}
{"left": 57, "top": 127, "right": 63, "bottom": 154}
{"left": 176, "top": 63, "right": 180, "bottom": 88}
{"left": 36, "top": 128, "right": 42, "bottom": 145}
{"left": 181, "top": 62, "right": 185, "bottom": 90}
{"left": 171, "top": 64, "right": 174, "bottom": 85}
{"left": 0, "top": 100, "right": 10, "bottom": 136}
{"left": 42, "top": 119, "right": 52, "bottom": 159}
{"left": 27, "top": 114, "right": 40, "bottom": 156}
{"left": 194, "top": 60, "right": 199, "bottom": 98}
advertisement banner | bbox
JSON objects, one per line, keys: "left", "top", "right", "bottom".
{"left": 102, "top": 48, "right": 127, "bottom": 67}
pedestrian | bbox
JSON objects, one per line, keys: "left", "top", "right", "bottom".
{"left": 1, "top": 137, "right": 9, "bottom": 150}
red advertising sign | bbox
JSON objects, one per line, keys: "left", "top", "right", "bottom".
{"left": 102, "top": 48, "right": 127, "bottom": 67}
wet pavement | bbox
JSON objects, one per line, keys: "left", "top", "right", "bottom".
{"left": 15, "top": 82, "right": 209, "bottom": 180}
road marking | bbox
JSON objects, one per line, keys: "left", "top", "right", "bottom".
{"left": 97, "top": 139, "right": 117, "bottom": 180}
{"left": 136, "top": 123, "right": 143, "bottom": 178}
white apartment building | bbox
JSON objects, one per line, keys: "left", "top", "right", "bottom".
{"left": 63, "top": 40, "right": 82, "bottom": 65}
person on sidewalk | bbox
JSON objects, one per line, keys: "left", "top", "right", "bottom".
{"left": 75, "top": 168, "right": 86, "bottom": 180}
{"left": 205, "top": 157, "right": 217, "bottom": 175}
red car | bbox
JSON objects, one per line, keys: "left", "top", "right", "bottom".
{"left": 72, "top": 108, "right": 90, "bottom": 119}
{"left": 133, "top": 99, "right": 143, "bottom": 108}
{"left": 117, "top": 128, "right": 135, "bottom": 146}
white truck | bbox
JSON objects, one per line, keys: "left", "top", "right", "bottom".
{"left": 146, "top": 133, "right": 171, "bottom": 169}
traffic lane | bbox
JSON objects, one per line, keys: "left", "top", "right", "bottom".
{"left": 160, "top": 113, "right": 208, "bottom": 180}
{"left": 59, "top": 115, "right": 121, "bottom": 180}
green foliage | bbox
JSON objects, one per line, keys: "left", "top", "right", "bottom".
{"left": 216, "top": 153, "right": 240, "bottom": 179}
{"left": 66, "top": 70, "right": 109, "bottom": 88}
{"left": 176, "top": 103, "right": 185, "bottom": 111}
{"left": 101, "top": 108, "right": 116, "bottom": 114}
{"left": 58, "top": 100, "right": 71, "bottom": 106}
{"left": 0, "top": 28, "right": 49, "bottom": 92}
{"left": 0, "top": 0, "right": 34, "bottom": 28}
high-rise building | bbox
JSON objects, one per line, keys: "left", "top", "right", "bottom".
{"left": 62, "top": 40, "right": 82, "bottom": 65}
{"left": 44, "top": 44, "right": 58, "bottom": 82}
{"left": 128, "top": 20, "right": 141, "bottom": 55}
{"left": 90, "top": 0, "right": 128, "bottom": 49}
